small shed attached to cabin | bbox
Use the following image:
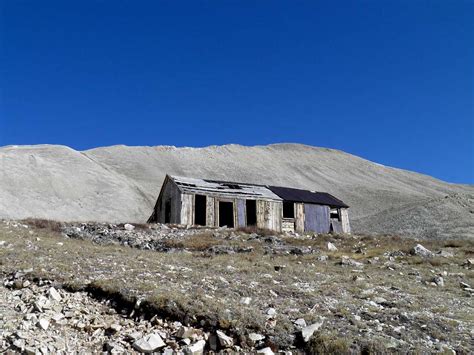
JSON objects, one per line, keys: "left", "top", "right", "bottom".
{"left": 148, "top": 175, "right": 351, "bottom": 234}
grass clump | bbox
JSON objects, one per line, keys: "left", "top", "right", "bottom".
{"left": 305, "top": 332, "right": 352, "bottom": 355}
{"left": 22, "top": 218, "right": 63, "bottom": 232}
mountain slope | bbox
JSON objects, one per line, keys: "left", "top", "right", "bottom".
{"left": 0, "top": 143, "right": 472, "bottom": 238}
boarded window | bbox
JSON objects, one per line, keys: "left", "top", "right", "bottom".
{"left": 219, "top": 201, "right": 234, "bottom": 228}
{"left": 283, "top": 201, "right": 295, "bottom": 218}
{"left": 194, "top": 194, "right": 206, "bottom": 226}
{"left": 164, "top": 199, "right": 171, "bottom": 224}
{"left": 330, "top": 208, "right": 340, "bottom": 220}
{"left": 246, "top": 200, "right": 257, "bottom": 226}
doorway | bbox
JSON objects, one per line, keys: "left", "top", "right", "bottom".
{"left": 219, "top": 201, "right": 234, "bottom": 228}
{"left": 164, "top": 199, "right": 171, "bottom": 223}
{"left": 194, "top": 194, "right": 207, "bottom": 226}
{"left": 246, "top": 200, "right": 257, "bottom": 226}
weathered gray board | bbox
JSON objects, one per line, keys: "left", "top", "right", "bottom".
{"left": 340, "top": 208, "right": 351, "bottom": 234}
{"left": 304, "top": 204, "right": 330, "bottom": 233}
{"left": 295, "top": 203, "right": 305, "bottom": 233}
{"left": 330, "top": 220, "right": 343, "bottom": 233}
{"left": 181, "top": 193, "right": 194, "bottom": 225}
{"left": 236, "top": 199, "right": 246, "bottom": 228}
{"left": 206, "top": 197, "right": 215, "bottom": 226}
{"left": 257, "top": 200, "right": 282, "bottom": 232}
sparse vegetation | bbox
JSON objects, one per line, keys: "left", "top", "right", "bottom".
{"left": 0, "top": 220, "right": 473, "bottom": 353}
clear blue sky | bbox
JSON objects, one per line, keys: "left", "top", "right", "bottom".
{"left": 1, "top": 1, "right": 473, "bottom": 183}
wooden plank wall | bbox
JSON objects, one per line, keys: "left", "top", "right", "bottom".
{"left": 257, "top": 200, "right": 282, "bottom": 232}
{"left": 304, "top": 204, "right": 330, "bottom": 233}
{"left": 236, "top": 199, "right": 246, "bottom": 228}
{"left": 295, "top": 203, "right": 305, "bottom": 233}
{"left": 180, "top": 193, "right": 194, "bottom": 225}
{"left": 155, "top": 179, "right": 182, "bottom": 224}
{"left": 340, "top": 208, "right": 351, "bottom": 234}
{"left": 206, "top": 196, "right": 215, "bottom": 227}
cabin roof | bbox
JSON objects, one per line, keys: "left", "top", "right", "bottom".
{"left": 268, "top": 185, "right": 349, "bottom": 208}
{"left": 167, "top": 175, "right": 349, "bottom": 208}
{"left": 169, "top": 175, "right": 282, "bottom": 201}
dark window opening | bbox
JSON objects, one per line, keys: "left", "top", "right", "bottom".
{"left": 164, "top": 199, "right": 171, "bottom": 223}
{"left": 330, "top": 209, "right": 340, "bottom": 220}
{"left": 283, "top": 201, "right": 295, "bottom": 218}
{"left": 246, "top": 200, "right": 257, "bottom": 226}
{"left": 222, "top": 183, "right": 242, "bottom": 189}
{"left": 194, "top": 194, "right": 207, "bottom": 226}
{"left": 219, "top": 201, "right": 234, "bottom": 228}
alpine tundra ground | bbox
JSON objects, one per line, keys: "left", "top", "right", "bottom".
{"left": 0, "top": 219, "right": 473, "bottom": 354}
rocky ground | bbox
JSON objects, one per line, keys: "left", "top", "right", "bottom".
{"left": 0, "top": 219, "right": 473, "bottom": 354}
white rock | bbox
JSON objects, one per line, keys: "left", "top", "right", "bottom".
{"left": 184, "top": 340, "right": 206, "bottom": 355}
{"left": 433, "top": 276, "right": 444, "bottom": 287}
{"left": 48, "top": 287, "right": 62, "bottom": 302}
{"left": 52, "top": 313, "right": 65, "bottom": 322}
{"left": 240, "top": 297, "right": 252, "bottom": 305}
{"left": 216, "top": 330, "right": 233, "bottom": 348}
{"left": 266, "top": 307, "right": 277, "bottom": 316}
{"left": 132, "top": 333, "right": 166, "bottom": 353}
{"left": 38, "top": 318, "right": 50, "bottom": 330}
{"left": 327, "top": 242, "right": 338, "bottom": 251}
{"left": 412, "top": 244, "right": 434, "bottom": 258}
{"left": 294, "top": 318, "right": 307, "bottom": 328}
{"left": 124, "top": 223, "right": 135, "bottom": 231}
{"left": 176, "top": 326, "right": 196, "bottom": 339}
{"left": 301, "top": 319, "right": 324, "bottom": 342}
{"left": 248, "top": 333, "right": 265, "bottom": 342}
{"left": 341, "top": 256, "right": 363, "bottom": 267}
{"left": 257, "top": 347, "right": 275, "bottom": 355}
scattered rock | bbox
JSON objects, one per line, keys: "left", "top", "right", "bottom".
{"left": 316, "top": 255, "right": 328, "bottom": 261}
{"left": 301, "top": 319, "right": 324, "bottom": 342}
{"left": 432, "top": 276, "right": 444, "bottom": 287}
{"left": 248, "top": 333, "right": 265, "bottom": 343}
{"left": 437, "top": 250, "right": 454, "bottom": 258}
{"left": 124, "top": 223, "right": 135, "bottom": 231}
{"left": 240, "top": 297, "right": 251, "bottom": 305}
{"left": 293, "top": 318, "right": 307, "bottom": 328}
{"left": 257, "top": 347, "right": 275, "bottom": 354}
{"left": 37, "top": 318, "right": 50, "bottom": 330}
{"left": 266, "top": 307, "right": 277, "bottom": 316}
{"left": 327, "top": 242, "right": 338, "bottom": 251}
{"left": 411, "top": 244, "right": 434, "bottom": 258}
{"left": 48, "top": 287, "right": 62, "bottom": 302}
{"left": 340, "top": 256, "right": 364, "bottom": 267}
{"left": 132, "top": 333, "right": 166, "bottom": 353}
{"left": 216, "top": 330, "right": 233, "bottom": 348}
{"left": 184, "top": 339, "right": 206, "bottom": 355}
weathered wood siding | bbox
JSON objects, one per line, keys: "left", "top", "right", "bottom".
{"left": 340, "top": 208, "right": 351, "bottom": 234}
{"left": 153, "top": 178, "right": 181, "bottom": 224}
{"left": 330, "top": 220, "right": 343, "bottom": 233}
{"left": 180, "top": 193, "right": 194, "bottom": 225}
{"left": 295, "top": 203, "right": 305, "bottom": 233}
{"left": 206, "top": 196, "right": 215, "bottom": 227}
{"left": 257, "top": 200, "right": 282, "bottom": 232}
{"left": 236, "top": 199, "right": 246, "bottom": 228}
{"left": 304, "top": 204, "right": 330, "bottom": 233}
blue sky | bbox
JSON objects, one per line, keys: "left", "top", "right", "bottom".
{"left": 0, "top": 1, "right": 473, "bottom": 183}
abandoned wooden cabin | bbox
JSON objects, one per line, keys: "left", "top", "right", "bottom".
{"left": 147, "top": 175, "right": 351, "bottom": 234}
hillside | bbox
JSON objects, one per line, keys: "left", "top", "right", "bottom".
{"left": 0, "top": 143, "right": 472, "bottom": 238}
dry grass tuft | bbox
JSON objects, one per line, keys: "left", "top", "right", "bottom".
{"left": 22, "top": 218, "right": 63, "bottom": 233}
